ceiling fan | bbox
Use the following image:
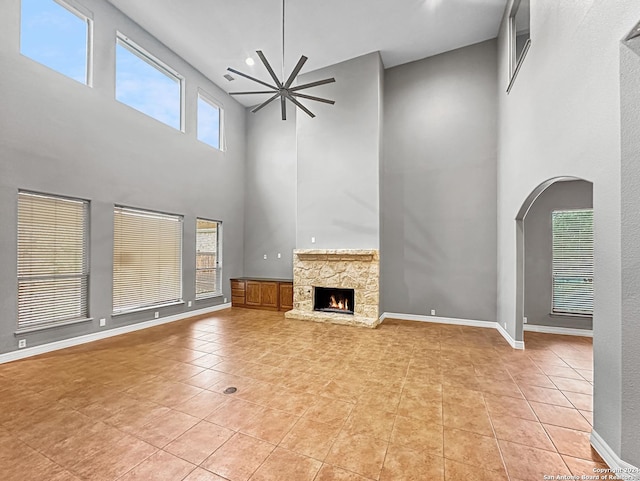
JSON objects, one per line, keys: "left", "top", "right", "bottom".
{"left": 227, "top": 0, "right": 335, "bottom": 120}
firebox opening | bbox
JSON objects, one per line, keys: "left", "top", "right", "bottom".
{"left": 314, "top": 287, "right": 355, "bottom": 315}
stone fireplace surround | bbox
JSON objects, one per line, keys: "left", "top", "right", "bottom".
{"left": 284, "top": 249, "right": 380, "bottom": 328}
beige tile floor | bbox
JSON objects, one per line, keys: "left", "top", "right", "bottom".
{"left": 0, "top": 308, "right": 603, "bottom": 481}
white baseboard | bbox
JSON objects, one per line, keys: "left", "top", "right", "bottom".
{"left": 591, "top": 430, "right": 640, "bottom": 480}
{"left": 524, "top": 324, "right": 593, "bottom": 337}
{"left": 380, "top": 312, "right": 525, "bottom": 350}
{"left": 496, "top": 322, "right": 525, "bottom": 350}
{"left": 380, "top": 312, "right": 495, "bottom": 329}
{"left": 1, "top": 303, "right": 231, "bottom": 365}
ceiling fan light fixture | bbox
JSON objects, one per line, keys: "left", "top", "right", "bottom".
{"left": 226, "top": 0, "right": 335, "bottom": 120}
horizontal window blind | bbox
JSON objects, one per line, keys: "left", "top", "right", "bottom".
{"left": 196, "top": 219, "right": 221, "bottom": 299}
{"left": 17, "top": 191, "right": 89, "bottom": 330}
{"left": 113, "top": 207, "right": 182, "bottom": 313}
{"left": 552, "top": 209, "right": 593, "bottom": 316}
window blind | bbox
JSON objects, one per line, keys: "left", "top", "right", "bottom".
{"left": 113, "top": 206, "right": 182, "bottom": 313}
{"left": 17, "top": 191, "right": 89, "bottom": 331}
{"left": 196, "top": 218, "right": 221, "bottom": 299}
{"left": 552, "top": 209, "right": 594, "bottom": 316}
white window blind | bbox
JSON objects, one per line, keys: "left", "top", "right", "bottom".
{"left": 196, "top": 219, "right": 221, "bottom": 299}
{"left": 552, "top": 209, "right": 594, "bottom": 316}
{"left": 17, "top": 191, "right": 89, "bottom": 331}
{"left": 113, "top": 207, "right": 183, "bottom": 313}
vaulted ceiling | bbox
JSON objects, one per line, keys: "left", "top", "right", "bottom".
{"left": 107, "top": 0, "right": 507, "bottom": 106}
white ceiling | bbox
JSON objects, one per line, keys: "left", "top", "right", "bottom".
{"left": 107, "top": 0, "right": 507, "bottom": 107}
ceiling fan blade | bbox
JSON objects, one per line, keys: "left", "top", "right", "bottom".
{"left": 290, "top": 77, "right": 335, "bottom": 92}
{"left": 284, "top": 55, "right": 308, "bottom": 88}
{"left": 285, "top": 94, "right": 315, "bottom": 118}
{"left": 252, "top": 93, "right": 281, "bottom": 113}
{"left": 229, "top": 91, "right": 277, "bottom": 95}
{"left": 256, "top": 50, "right": 283, "bottom": 88}
{"left": 290, "top": 92, "right": 335, "bottom": 105}
{"left": 227, "top": 67, "right": 278, "bottom": 90}
{"left": 281, "top": 95, "right": 287, "bottom": 121}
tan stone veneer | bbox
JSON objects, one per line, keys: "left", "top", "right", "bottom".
{"left": 284, "top": 249, "right": 380, "bottom": 328}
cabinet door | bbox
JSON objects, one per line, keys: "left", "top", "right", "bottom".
{"left": 279, "top": 283, "right": 293, "bottom": 310}
{"left": 246, "top": 281, "right": 262, "bottom": 306}
{"left": 260, "top": 282, "right": 278, "bottom": 309}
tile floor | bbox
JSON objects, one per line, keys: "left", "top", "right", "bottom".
{"left": 0, "top": 309, "right": 603, "bottom": 481}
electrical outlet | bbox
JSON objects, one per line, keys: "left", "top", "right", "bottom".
{"left": 523, "top": 316, "right": 528, "bottom": 324}
{"left": 263, "top": 254, "right": 267, "bottom": 260}
{"left": 188, "top": 301, "right": 192, "bottom": 307}
{"left": 18, "top": 339, "right": 26, "bottom": 349}
{"left": 311, "top": 237, "right": 316, "bottom": 243}
{"left": 503, "top": 322, "right": 507, "bottom": 329}
{"left": 277, "top": 253, "right": 281, "bottom": 259}
{"left": 99, "top": 318, "right": 106, "bottom": 327}
{"left": 154, "top": 311, "right": 159, "bottom": 319}
{"left": 224, "top": 297, "right": 228, "bottom": 303}
{"left": 430, "top": 309, "right": 436, "bottom": 316}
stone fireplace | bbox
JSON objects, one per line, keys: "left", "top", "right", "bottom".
{"left": 284, "top": 249, "right": 380, "bottom": 328}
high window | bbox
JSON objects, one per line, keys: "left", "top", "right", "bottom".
{"left": 115, "top": 33, "right": 183, "bottom": 130}
{"left": 197, "top": 92, "right": 223, "bottom": 150}
{"left": 113, "top": 207, "right": 183, "bottom": 313}
{"left": 196, "top": 219, "right": 222, "bottom": 298}
{"left": 552, "top": 209, "right": 594, "bottom": 316}
{"left": 20, "top": 0, "right": 93, "bottom": 85}
{"left": 508, "top": 0, "right": 530, "bottom": 88}
{"left": 17, "top": 191, "right": 89, "bottom": 332}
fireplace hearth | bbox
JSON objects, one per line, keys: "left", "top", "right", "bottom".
{"left": 314, "top": 287, "right": 354, "bottom": 315}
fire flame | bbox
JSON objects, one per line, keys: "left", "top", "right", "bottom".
{"left": 329, "top": 295, "right": 349, "bottom": 311}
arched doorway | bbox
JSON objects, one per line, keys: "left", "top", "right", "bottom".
{"left": 515, "top": 176, "right": 593, "bottom": 346}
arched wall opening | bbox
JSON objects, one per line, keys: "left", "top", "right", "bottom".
{"left": 515, "top": 176, "right": 594, "bottom": 344}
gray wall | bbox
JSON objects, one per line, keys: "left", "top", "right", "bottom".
{"left": 524, "top": 180, "right": 593, "bottom": 330}
{"left": 381, "top": 40, "right": 498, "bottom": 321}
{"left": 496, "top": 0, "right": 640, "bottom": 467}
{"left": 296, "top": 52, "right": 382, "bottom": 250}
{"left": 243, "top": 101, "right": 296, "bottom": 278}
{"left": 620, "top": 35, "right": 640, "bottom": 468}
{"left": 0, "top": 0, "right": 246, "bottom": 354}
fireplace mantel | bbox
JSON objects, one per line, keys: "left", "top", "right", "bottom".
{"left": 285, "top": 249, "right": 380, "bottom": 328}
{"left": 294, "top": 249, "right": 376, "bottom": 262}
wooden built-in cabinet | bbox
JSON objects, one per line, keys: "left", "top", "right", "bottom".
{"left": 279, "top": 283, "right": 293, "bottom": 310}
{"left": 230, "top": 278, "right": 293, "bottom": 311}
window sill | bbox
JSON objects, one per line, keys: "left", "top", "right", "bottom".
{"left": 112, "top": 300, "right": 185, "bottom": 317}
{"left": 15, "top": 317, "right": 93, "bottom": 335}
{"left": 550, "top": 312, "right": 593, "bottom": 319}
{"left": 195, "top": 293, "right": 224, "bottom": 301}
{"left": 507, "top": 39, "right": 531, "bottom": 94}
